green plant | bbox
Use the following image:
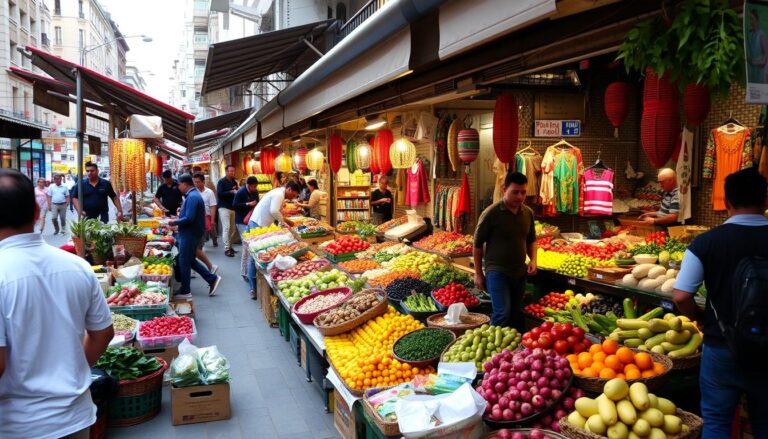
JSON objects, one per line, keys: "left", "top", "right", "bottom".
{"left": 112, "top": 222, "right": 144, "bottom": 238}
{"left": 91, "top": 227, "right": 115, "bottom": 260}
{"left": 69, "top": 218, "right": 100, "bottom": 241}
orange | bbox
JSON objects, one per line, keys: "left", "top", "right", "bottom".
{"left": 653, "top": 362, "right": 666, "bottom": 375}
{"left": 616, "top": 347, "right": 635, "bottom": 365}
{"left": 572, "top": 367, "right": 582, "bottom": 375}
{"left": 566, "top": 354, "right": 578, "bottom": 363}
{"left": 605, "top": 355, "right": 623, "bottom": 372}
{"left": 577, "top": 353, "right": 593, "bottom": 369}
{"left": 599, "top": 368, "right": 617, "bottom": 379}
{"left": 602, "top": 339, "right": 619, "bottom": 355}
{"left": 591, "top": 362, "right": 606, "bottom": 374}
{"left": 641, "top": 370, "right": 657, "bottom": 378}
{"left": 589, "top": 344, "right": 603, "bottom": 354}
{"left": 624, "top": 363, "right": 640, "bottom": 374}
{"left": 625, "top": 368, "right": 642, "bottom": 380}
{"left": 635, "top": 352, "right": 653, "bottom": 370}
{"left": 580, "top": 368, "right": 598, "bottom": 377}
{"left": 592, "top": 352, "right": 607, "bottom": 364}
{"left": 616, "top": 373, "right": 627, "bottom": 380}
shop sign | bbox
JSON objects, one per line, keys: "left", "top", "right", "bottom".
{"left": 0, "top": 138, "right": 12, "bottom": 150}
{"left": 183, "top": 152, "right": 211, "bottom": 165}
{"left": 53, "top": 163, "right": 71, "bottom": 174}
{"left": 534, "top": 120, "right": 581, "bottom": 137}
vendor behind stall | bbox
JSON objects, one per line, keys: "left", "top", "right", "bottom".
{"left": 639, "top": 168, "right": 680, "bottom": 225}
{"left": 371, "top": 176, "right": 393, "bottom": 224}
{"left": 154, "top": 170, "right": 183, "bottom": 216}
{"left": 296, "top": 179, "right": 326, "bottom": 219}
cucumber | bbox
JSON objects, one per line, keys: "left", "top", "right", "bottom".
{"left": 668, "top": 333, "right": 703, "bottom": 358}
{"left": 638, "top": 328, "right": 654, "bottom": 340}
{"left": 617, "top": 330, "right": 640, "bottom": 341}
{"left": 639, "top": 307, "right": 664, "bottom": 321}
{"left": 644, "top": 333, "right": 668, "bottom": 348}
{"left": 623, "top": 298, "right": 637, "bottom": 319}
{"left": 624, "top": 338, "right": 644, "bottom": 348}
{"left": 647, "top": 318, "right": 671, "bottom": 333}
{"left": 665, "top": 329, "right": 692, "bottom": 344}
{"left": 660, "top": 341, "right": 686, "bottom": 352}
{"left": 616, "top": 319, "right": 650, "bottom": 330}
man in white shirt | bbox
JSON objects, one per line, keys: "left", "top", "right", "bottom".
{"left": 249, "top": 181, "right": 300, "bottom": 228}
{"left": 47, "top": 173, "right": 70, "bottom": 235}
{"left": 0, "top": 169, "right": 114, "bottom": 439}
{"left": 193, "top": 172, "right": 218, "bottom": 274}
{"left": 65, "top": 173, "right": 76, "bottom": 212}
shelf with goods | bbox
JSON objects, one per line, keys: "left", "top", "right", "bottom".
{"left": 254, "top": 173, "right": 273, "bottom": 195}
{"left": 335, "top": 185, "right": 371, "bottom": 223}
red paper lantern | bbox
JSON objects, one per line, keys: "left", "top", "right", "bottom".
{"left": 457, "top": 128, "right": 480, "bottom": 164}
{"left": 242, "top": 154, "right": 251, "bottom": 175}
{"left": 329, "top": 134, "right": 343, "bottom": 173}
{"left": 261, "top": 147, "right": 276, "bottom": 175}
{"left": 370, "top": 139, "right": 380, "bottom": 175}
{"left": 493, "top": 94, "right": 518, "bottom": 163}
{"left": 683, "top": 83, "right": 710, "bottom": 127}
{"left": 604, "top": 81, "right": 630, "bottom": 137}
{"left": 294, "top": 147, "right": 308, "bottom": 172}
{"left": 374, "top": 129, "right": 393, "bottom": 175}
{"left": 155, "top": 155, "right": 163, "bottom": 178}
{"left": 641, "top": 69, "right": 680, "bottom": 168}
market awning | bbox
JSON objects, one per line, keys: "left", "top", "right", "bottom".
{"left": 201, "top": 19, "right": 336, "bottom": 95}
{"left": 193, "top": 108, "right": 253, "bottom": 137}
{"left": 25, "top": 46, "right": 196, "bottom": 148}
{"left": 155, "top": 141, "right": 187, "bottom": 161}
{"left": 0, "top": 110, "right": 49, "bottom": 139}
{"left": 8, "top": 66, "right": 110, "bottom": 117}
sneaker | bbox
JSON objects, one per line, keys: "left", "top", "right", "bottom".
{"left": 174, "top": 292, "right": 193, "bottom": 300}
{"left": 209, "top": 275, "right": 222, "bottom": 296}
{"left": 211, "top": 264, "right": 219, "bottom": 275}
{"left": 241, "top": 275, "right": 249, "bottom": 283}
{"left": 191, "top": 273, "right": 197, "bottom": 279}
{"left": 250, "top": 290, "right": 257, "bottom": 300}
{"left": 225, "top": 249, "right": 235, "bottom": 257}
{"left": 212, "top": 241, "right": 219, "bottom": 247}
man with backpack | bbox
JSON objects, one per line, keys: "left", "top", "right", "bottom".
{"left": 673, "top": 168, "right": 768, "bottom": 438}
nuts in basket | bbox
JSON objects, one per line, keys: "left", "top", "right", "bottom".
{"left": 296, "top": 292, "right": 348, "bottom": 314}
{"left": 315, "top": 291, "right": 381, "bottom": 326}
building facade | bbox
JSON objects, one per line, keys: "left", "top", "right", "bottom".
{"left": 121, "top": 65, "right": 147, "bottom": 92}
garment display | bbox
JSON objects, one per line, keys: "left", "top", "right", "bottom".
{"left": 406, "top": 158, "right": 431, "bottom": 207}
{"left": 583, "top": 168, "right": 614, "bottom": 216}
{"left": 434, "top": 185, "right": 464, "bottom": 232}
{"left": 515, "top": 149, "right": 542, "bottom": 203}
{"left": 540, "top": 141, "right": 584, "bottom": 216}
{"left": 492, "top": 158, "right": 508, "bottom": 204}
{"left": 704, "top": 126, "right": 753, "bottom": 210}
{"left": 395, "top": 168, "right": 407, "bottom": 206}
{"left": 675, "top": 128, "right": 694, "bottom": 223}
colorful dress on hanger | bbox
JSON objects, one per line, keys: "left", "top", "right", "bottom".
{"left": 515, "top": 154, "right": 526, "bottom": 175}
{"left": 554, "top": 151, "right": 579, "bottom": 214}
{"left": 540, "top": 145, "right": 583, "bottom": 216}
{"left": 703, "top": 128, "right": 753, "bottom": 211}
{"left": 492, "top": 158, "right": 508, "bottom": 204}
{"left": 406, "top": 159, "right": 431, "bottom": 206}
{"left": 517, "top": 152, "right": 542, "bottom": 203}
{"left": 583, "top": 168, "right": 614, "bottom": 216}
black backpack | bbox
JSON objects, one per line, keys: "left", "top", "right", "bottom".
{"left": 712, "top": 256, "right": 768, "bottom": 363}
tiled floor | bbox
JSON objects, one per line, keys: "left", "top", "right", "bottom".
{"left": 43, "top": 212, "right": 339, "bottom": 439}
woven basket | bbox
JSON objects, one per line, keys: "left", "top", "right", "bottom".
{"left": 115, "top": 236, "right": 147, "bottom": 259}
{"left": 362, "top": 386, "right": 402, "bottom": 437}
{"left": 108, "top": 357, "right": 167, "bottom": 427}
{"left": 427, "top": 312, "right": 490, "bottom": 337}
{"left": 292, "top": 287, "right": 353, "bottom": 325}
{"left": 572, "top": 349, "right": 673, "bottom": 393}
{"left": 487, "top": 429, "right": 568, "bottom": 439}
{"left": 558, "top": 408, "right": 702, "bottom": 439}
{"left": 329, "top": 361, "right": 364, "bottom": 397}
{"left": 72, "top": 236, "right": 86, "bottom": 257}
{"left": 670, "top": 351, "right": 701, "bottom": 370}
{"left": 314, "top": 289, "right": 389, "bottom": 336}
{"left": 392, "top": 328, "right": 456, "bottom": 368}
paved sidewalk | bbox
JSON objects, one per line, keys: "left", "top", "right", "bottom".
{"left": 44, "top": 227, "right": 339, "bottom": 439}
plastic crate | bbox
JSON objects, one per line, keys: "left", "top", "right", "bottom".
{"left": 320, "top": 249, "right": 362, "bottom": 263}
{"left": 136, "top": 318, "right": 197, "bottom": 349}
{"left": 109, "top": 291, "right": 169, "bottom": 322}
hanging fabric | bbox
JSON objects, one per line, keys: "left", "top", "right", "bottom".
{"left": 406, "top": 158, "right": 430, "bottom": 206}
{"left": 396, "top": 168, "right": 407, "bottom": 206}
{"left": 540, "top": 141, "right": 584, "bottom": 216}
{"left": 492, "top": 158, "right": 507, "bottom": 203}
{"left": 704, "top": 126, "right": 753, "bottom": 210}
{"left": 675, "top": 128, "right": 694, "bottom": 223}
{"left": 434, "top": 115, "right": 452, "bottom": 178}
{"left": 583, "top": 168, "right": 614, "bottom": 216}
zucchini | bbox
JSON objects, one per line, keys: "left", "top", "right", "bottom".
{"left": 638, "top": 328, "right": 654, "bottom": 340}
{"left": 624, "top": 338, "right": 644, "bottom": 348}
{"left": 667, "top": 333, "right": 703, "bottom": 358}
{"left": 617, "top": 330, "right": 640, "bottom": 341}
{"left": 639, "top": 307, "right": 664, "bottom": 321}
{"left": 647, "top": 318, "right": 671, "bottom": 333}
{"left": 665, "top": 329, "right": 691, "bottom": 344}
{"left": 644, "top": 333, "right": 668, "bottom": 348}
{"left": 660, "top": 341, "right": 686, "bottom": 352}
{"left": 623, "top": 298, "right": 637, "bottom": 319}
{"left": 616, "top": 319, "right": 650, "bottom": 330}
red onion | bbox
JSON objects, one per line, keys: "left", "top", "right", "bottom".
{"left": 553, "top": 369, "right": 565, "bottom": 381}
{"left": 541, "top": 414, "right": 553, "bottom": 425}
{"left": 502, "top": 408, "right": 514, "bottom": 421}
{"left": 549, "top": 378, "right": 560, "bottom": 389}
{"left": 539, "top": 387, "right": 552, "bottom": 399}
{"left": 555, "top": 408, "right": 568, "bottom": 420}
{"left": 520, "top": 402, "right": 533, "bottom": 416}
{"left": 531, "top": 394, "right": 545, "bottom": 408}
{"left": 520, "top": 390, "right": 532, "bottom": 402}
{"left": 531, "top": 359, "right": 544, "bottom": 371}
{"left": 531, "top": 370, "right": 541, "bottom": 381}
{"left": 512, "top": 360, "right": 526, "bottom": 372}
{"left": 494, "top": 382, "right": 506, "bottom": 393}
{"left": 515, "top": 381, "right": 527, "bottom": 391}
{"left": 536, "top": 376, "right": 549, "bottom": 388}
{"left": 506, "top": 388, "right": 520, "bottom": 400}
{"left": 543, "top": 367, "right": 554, "bottom": 378}
{"left": 484, "top": 362, "right": 494, "bottom": 373}
{"left": 519, "top": 370, "right": 531, "bottom": 381}
{"left": 562, "top": 397, "right": 575, "bottom": 410}
{"left": 511, "top": 433, "right": 525, "bottom": 439}
{"left": 498, "top": 396, "right": 510, "bottom": 409}
{"left": 498, "top": 371, "right": 509, "bottom": 382}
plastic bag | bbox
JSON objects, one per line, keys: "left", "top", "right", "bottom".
{"left": 169, "top": 339, "right": 203, "bottom": 387}
{"left": 272, "top": 255, "right": 297, "bottom": 271}
{"left": 197, "top": 345, "right": 230, "bottom": 384}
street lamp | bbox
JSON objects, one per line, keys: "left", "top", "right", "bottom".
{"left": 74, "top": 34, "right": 152, "bottom": 233}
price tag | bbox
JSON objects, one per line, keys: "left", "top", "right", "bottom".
{"left": 567, "top": 278, "right": 576, "bottom": 285}
{"left": 661, "top": 300, "right": 674, "bottom": 311}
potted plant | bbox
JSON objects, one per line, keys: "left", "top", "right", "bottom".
{"left": 91, "top": 226, "right": 115, "bottom": 264}
{"left": 70, "top": 218, "right": 100, "bottom": 257}
{"left": 113, "top": 222, "right": 147, "bottom": 259}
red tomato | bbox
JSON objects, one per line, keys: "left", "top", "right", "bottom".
{"left": 553, "top": 339, "right": 569, "bottom": 355}
{"left": 538, "top": 334, "right": 553, "bottom": 349}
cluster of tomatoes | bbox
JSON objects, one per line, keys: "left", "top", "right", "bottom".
{"left": 523, "top": 303, "right": 546, "bottom": 318}
{"left": 537, "top": 237, "right": 625, "bottom": 261}
{"left": 139, "top": 316, "right": 194, "bottom": 337}
{"left": 323, "top": 236, "right": 371, "bottom": 255}
{"left": 645, "top": 231, "right": 668, "bottom": 246}
{"left": 522, "top": 321, "right": 592, "bottom": 354}
{"left": 432, "top": 283, "right": 479, "bottom": 308}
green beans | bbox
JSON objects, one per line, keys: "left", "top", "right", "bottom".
{"left": 394, "top": 329, "right": 454, "bottom": 361}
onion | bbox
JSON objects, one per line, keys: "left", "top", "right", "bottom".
{"left": 502, "top": 350, "right": 513, "bottom": 361}
{"left": 512, "top": 431, "right": 525, "bottom": 439}
{"left": 509, "top": 400, "right": 520, "bottom": 412}
{"left": 488, "top": 375, "right": 498, "bottom": 386}
{"left": 500, "top": 361, "right": 512, "bottom": 372}
{"left": 551, "top": 389, "right": 562, "bottom": 401}
{"left": 562, "top": 397, "right": 575, "bottom": 410}
{"left": 507, "top": 377, "right": 518, "bottom": 388}
{"left": 491, "top": 407, "right": 502, "bottom": 420}
{"left": 572, "top": 388, "right": 586, "bottom": 399}
{"left": 531, "top": 359, "right": 544, "bottom": 371}
{"left": 502, "top": 408, "right": 514, "bottom": 421}
{"left": 529, "top": 386, "right": 539, "bottom": 396}
{"left": 492, "top": 354, "right": 502, "bottom": 366}
{"left": 498, "top": 396, "right": 510, "bottom": 409}
{"left": 531, "top": 370, "right": 541, "bottom": 381}
{"left": 520, "top": 390, "right": 532, "bottom": 402}
{"left": 554, "top": 369, "right": 565, "bottom": 381}
{"left": 487, "top": 392, "right": 499, "bottom": 404}
{"left": 494, "top": 382, "right": 506, "bottom": 393}
{"left": 498, "top": 371, "right": 509, "bottom": 383}
{"left": 520, "top": 402, "right": 533, "bottom": 416}
{"left": 484, "top": 362, "right": 493, "bottom": 373}
{"left": 543, "top": 367, "right": 554, "bottom": 378}
{"left": 541, "top": 414, "right": 553, "bottom": 425}
{"left": 536, "top": 376, "right": 549, "bottom": 388}
{"left": 539, "top": 387, "right": 552, "bottom": 399}
{"left": 562, "top": 367, "right": 572, "bottom": 379}
{"left": 515, "top": 381, "right": 527, "bottom": 391}
{"left": 506, "top": 388, "right": 520, "bottom": 401}
{"left": 498, "top": 430, "right": 512, "bottom": 439}
{"left": 512, "top": 360, "right": 526, "bottom": 372}
{"left": 555, "top": 408, "right": 568, "bottom": 420}
{"left": 519, "top": 370, "right": 531, "bottom": 382}
{"left": 551, "top": 420, "right": 561, "bottom": 432}
{"left": 531, "top": 394, "right": 545, "bottom": 408}
{"left": 530, "top": 428, "right": 545, "bottom": 439}
{"left": 549, "top": 378, "right": 561, "bottom": 389}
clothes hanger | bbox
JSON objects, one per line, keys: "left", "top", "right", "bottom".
{"left": 552, "top": 138, "right": 575, "bottom": 149}
{"left": 723, "top": 110, "right": 744, "bottom": 126}
{"left": 517, "top": 140, "right": 537, "bottom": 155}
{"left": 586, "top": 150, "right": 610, "bottom": 170}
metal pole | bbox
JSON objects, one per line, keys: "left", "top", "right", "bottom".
{"left": 76, "top": 50, "right": 85, "bottom": 255}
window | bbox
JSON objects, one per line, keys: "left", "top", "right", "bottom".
{"left": 9, "top": 41, "right": 18, "bottom": 65}
{"left": 181, "top": 89, "right": 186, "bottom": 98}
{"left": 78, "top": 0, "right": 84, "bottom": 18}
{"left": 54, "top": 26, "right": 62, "bottom": 45}
{"left": 54, "top": 0, "right": 60, "bottom": 15}
{"left": 336, "top": 2, "right": 347, "bottom": 23}
{"left": 9, "top": 0, "right": 17, "bottom": 23}
{"left": 79, "top": 29, "right": 84, "bottom": 49}
{"left": 195, "top": 91, "right": 201, "bottom": 100}
{"left": 194, "top": 59, "right": 205, "bottom": 77}
{"left": 193, "top": 33, "right": 208, "bottom": 45}
{"left": 11, "top": 87, "right": 18, "bottom": 112}
{"left": 193, "top": 0, "right": 208, "bottom": 11}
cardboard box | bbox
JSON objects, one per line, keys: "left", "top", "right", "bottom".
{"left": 257, "top": 273, "right": 278, "bottom": 326}
{"left": 142, "top": 344, "right": 179, "bottom": 367}
{"left": 300, "top": 337, "right": 308, "bottom": 372}
{"left": 171, "top": 383, "right": 231, "bottom": 425}
{"left": 94, "top": 273, "right": 112, "bottom": 294}
{"left": 333, "top": 389, "right": 356, "bottom": 439}
{"left": 170, "top": 299, "right": 195, "bottom": 318}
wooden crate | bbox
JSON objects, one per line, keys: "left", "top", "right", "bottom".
{"left": 587, "top": 266, "right": 632, "bottom": 283}
{"left": 257, "top": 272, "right": 278, "bottom": 327}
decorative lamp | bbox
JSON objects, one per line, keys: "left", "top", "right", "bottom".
{"left": 329, "top": 134, "right": 343, "bottom": 173}
{"left": 275, "top": 152, "right": 293, "bottom": 173}
{"left": 493, "top": 94, "right": 519, "bottom": 163}
{"left": 346, "top": 139, "right": 357, "bottom": 173}
{"left": 604, "top": 81, "right": 631, "bottom": 137}
{"left": 294, "top": 147, "right": 308, "bottom": 172}
{"left": 354, "top": 139, "right": 372, "bottom": 169}
{"left": 683, "top": 83, "right": 710, "bottom": 127}
{"left": 457, "top": 127, "right": 480, "bottom": 165}
{"left": 641, "top": 68, "right": 680, "bottom": 168}
{"left": 306, "top": 148, "right": 325, "bottom": 171}
{"left": 370, "top": 142, "right": 380, "bottom": 175}
{"left": 374, "top": 129, "right": 393, "bottom": 174}
{"left": 390, "top": 137, "right": 416, "bottom": 169}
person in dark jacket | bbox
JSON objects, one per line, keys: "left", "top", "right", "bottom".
{"left": 233, "top": 176, "right": 260, "bottom": 288}
{"left": 216, "top": 165, "right": 239, "bottom": 257}
{"left": 170, "top": 174, "right": 221, "bottom": 298}
{"left": 153, "top": 170, "right": 182, "bottom": 216}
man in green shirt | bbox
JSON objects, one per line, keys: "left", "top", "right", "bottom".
{"left": 473, "top": 171, "right": 537, "bottom": 328}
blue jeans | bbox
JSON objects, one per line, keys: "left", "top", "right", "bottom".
{"left": 700, "top": 343, "right": 768, "bottom": 438}
{"left": 175, "top": 233, "right": 217, "bottom": 295}
{"left": 485, "top": 271, "right": 525, "bottom": 329}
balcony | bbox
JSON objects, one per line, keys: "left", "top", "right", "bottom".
{"left": 193, "top": 33, "right": 209, "bottom": 52}
{"left": 41, "top": 33, "right": 50, "bottom": 47}
{"left": 335, "top": 0, "right": 391, "bottom": 44}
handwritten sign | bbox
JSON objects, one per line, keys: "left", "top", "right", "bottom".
{"left": 534, "top": 120, "right": 581, "bottom": 137}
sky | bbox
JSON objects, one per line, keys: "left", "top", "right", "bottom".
{"left": 99, "top": 0, "right": 186, "bottom": 101}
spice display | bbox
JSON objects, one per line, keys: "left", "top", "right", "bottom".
{"left": 111, "top": 313, "right": 138, "bottom": 333}
{"left": 394, "top": 329, "right": 454, "bottom": 362}
{"left": 315, "top": 290, "right": 381, "bottom": 327}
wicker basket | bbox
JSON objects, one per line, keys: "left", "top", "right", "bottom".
{"left": 572, "top": 349, "right": 673, "bottom": 393}
{"left": 72, "top": 236, "right": 86, "bottom": 257}
{"left": 108, "top": 357, "right": 167, "bottom": 427}
{"left": 362, "top": 386, "right": 402, "bottom": 437}
{"left": 670, "top": 351, "right": 701, "bottom": 370}
{"left": 558, "top": 408, "right": 702, "bottom": 439}
{"left": 314, "top": 289, "right": 389, "bottom": 336}
{"left": 426, "top": 312, "right": 490, "bottom": 337}
{"left": 115, "top": 236, "right": 147, "bottom": 259}
{"left": 487, "top": 428, "right": 568, "bottom": 439}
{"left": 392, "top": 328, "right": 456, "bottom": 368}
{"left": 329, "top": 361, "right": 364, "bottom": 397}
{"left": 292, "top": 287, "right": 353, "bottom": 325}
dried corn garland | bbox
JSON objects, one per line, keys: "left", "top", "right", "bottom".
{"left": 447, "top": 118, "right": 461, "bottom": 172}
{"left": 110, "top": 139, "right": 147, "bottom": 192}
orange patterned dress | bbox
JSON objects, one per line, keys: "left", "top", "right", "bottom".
{"left": 703, "top": 127, "right": 753, "bottom": 211}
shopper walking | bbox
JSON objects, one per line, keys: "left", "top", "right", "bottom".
{"left": 0, "top": 168, "right": 114, "bottom": 439}
{"left": 217, "top": 164, "right": 239, "bottom": 257}
{"left": 47, "top": 174, "right": 70, "bottom": 235}
{"left": 192, "top": 172, "right": 218, "bottom": 274}
{"left": 170, "top": 174, "right": 221, "bottom": 299}
{"left": 296, "top": 179, "right": 327, "bottom": 219}
{"left": 34, "top": 177, "right": 49, "bottom": 233}
{"left": 673, "top": 168, "right": 768, "bottom": 439}
{"left": 473, "top": 171, "right": 537, "bottom": 329}
{"left": 234, "top": 176, "right": 260, "bottom": 296}
{"left": 66, "top": 173, "right": 76, "bottom": 213}
{"left": 153, "top": 170, "right": 183, "bottom": 216}
{"left": 71, "top": 162, "right": 123, "bottom": 223}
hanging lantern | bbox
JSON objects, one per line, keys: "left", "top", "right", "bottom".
{"left": 683, "top": 83, "right": 710, "bottom": 127}
{"left": 370, "top": 142, "right": 380, "bottom": 175}
{"left": 458, "top": 128, "right": 480, "bottom": 165}
{"left": 261, "top": 147, "right": 276, "bottom": 174}
{"left": 374, "top": 129, "right": 393, "bottom": 175}
{"left": 641, "top": 69, "right": 680, "bottom": 168}
{"left": 604, "top": 81, "right": 631, "bottom": 137}
{"left": 493, "top": 94, "right": 519, "bottom": 163}
{"left": 329, "top": 134, "right": 343, "bottom": 173}
{"left": 390, "top": 137, "right": 416, "bottom": 169}
{"left": 275, "top": 152, "right": 293, "bottom": 173}
{"left": 307, "top": 148, "right": 325, "bottom": 171}
{"left": 447, "top": 119, "right": 462, "bottom": 172}
{"left": 346, "top": 139, "right": 358, "bottom": 172}
{"left": 242, "top": 154, "right": 251, "bottom": 175}
{"left": 355, "top": 139, "right": 372, "bottom": 169}
{"left": 294, "top": 147, "right": 308, "bottom": 172}
{"left": 251, "top": 159, "right": 260, "bottom": 175}
{"left": 155, "top": 155, "right": 163, "bottom": 178}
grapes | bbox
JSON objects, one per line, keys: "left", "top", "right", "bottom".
{"left": 555, "top": 254, "right": 599, "bottom": 278}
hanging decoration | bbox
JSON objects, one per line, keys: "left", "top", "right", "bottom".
{"left": 155, "top": 154, "right": 163, "bottom": 178}
{"left": 355, "top": 139, "right": 372, "bottom": 170}
{"left": 434, "top": 114, "right": 452, "bottom": 178}
{"left": 345, "top": 139, "right": 358, "bottom": 172}
{"left": 275, "top": 152, "right": 293, "bottom": 173}
{"left": 294, "top": 147, "right": 308, "bottom": 172}
{"left": 110, "top": 138, "right": 147, "bottom": 192}
{"left": 641, "top": 68, "right": 680, "bottom": 168}
{"left": 457, "top": 126, "right": 480, "bottom": 165}
{"left": 390, "top": 137, "right": 416, "bottom": 169}
{"left": 329, "top": 134, "right": 343, "bottom": 173}
{"left": 604, "top": 81, "right": 631, "bottom": 137}
{"left": 683, "top": 83, "right": 710, "bottom": 127}
{"left": 242, "top": 154, "right": 251, "bottom": 175}
{"left": 369, "top": 135, "right": 380, "bottom": 174}
{"left": 446, "top": 118, "right": 461, "bottom": 172}
{"left": 260, "top": 146, "right": 276, "bottom": 174}
{"left": 306, "top": 148, "right": 325, "bottom": 171}
{"left": 374, "top": 129, "right": 393, "bottom": 175}
{"left": 493, "top": 94, "right": 519, "bottom": 163}
{"left": 251, "top": 157, "right": 260, "bottom": 175}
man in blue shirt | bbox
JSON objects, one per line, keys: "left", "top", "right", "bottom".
{"left": 169, "top": 174, "right": 221, "bottom": 298}
{"left": 673, "top": 168, "right": 768, "bottom": 438}
{"left": 71, "top": 162, "right": 122, "bottom": 223}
